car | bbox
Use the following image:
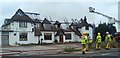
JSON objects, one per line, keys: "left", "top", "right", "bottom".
{"left": 114, "top": 32, "right": 120, "bottom": 43}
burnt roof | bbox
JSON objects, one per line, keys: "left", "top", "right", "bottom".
{"left": 42, "top": 18, "right": 51, "bottom": 24}
{"left": 39, "top": 23, "right": 57, "bottom": 31}
{"left": 33, "top": 19, "right": 41, "bottom": 23}
{"left": 2, "top": 9, "right": 34, "bottom": 27}
{"left": 70, "top": 16, "right": 93, "bottom": 28}
{"left": 69, "top": 27, "right": 82, "bottom": 36}
{"left": 76, "top": 23, "right": 93, "bottom": 28}
{"left": 25, "top": 12, "right": 40, "bottom": 15}
{"left": 55, "top": 28, "right": 65, "bottom": 36}
{"left": 70, "top": 22, "right": 77, "bottom": 26}
{"left": 11, "top": 9, "right": 34, "bottom": 22}
{"left": 54, "top": 21, "right": 61, "bottom": 25}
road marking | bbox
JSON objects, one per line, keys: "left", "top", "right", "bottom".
{"left": 101, "top": 53, "right": 110, "bottom": 55}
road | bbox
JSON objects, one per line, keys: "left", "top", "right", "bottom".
{"left": 1, "top": 48, "right": 119, "bottom": 58}
{"left": 49, "top": 48, "right": 119, "bottom": 56}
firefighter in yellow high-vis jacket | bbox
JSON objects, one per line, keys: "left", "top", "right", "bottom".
{"left": 86, "top": 33, "right": 89, "bottom": 51}
{"left": 95, "top": 32, "right": 102, "bottom": 50}
{"left": 80, "top": 32, "right": 88, "bottom": 54}
{"left": 105, "top": 32, "right": 111, "bottom": 50}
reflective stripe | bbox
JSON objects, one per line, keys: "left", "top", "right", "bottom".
{"left": 105, "top": 35, "right": 111, "bottom": 42}
{"left": 89, "top": 39, "right": 93, "bottom": 43}
{"left": 81, "top": 39, "right": 86, "bottom": 44}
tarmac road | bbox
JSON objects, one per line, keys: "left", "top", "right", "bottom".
{"left": 1, "top": 48, "right": 119, "bottom": 58}
{"left": 49, "top": 48, "right": 119, "bottom": 56}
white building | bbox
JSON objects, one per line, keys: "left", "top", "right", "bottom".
{"left": 0, "top": 9, "right": 94, "bottom": 46}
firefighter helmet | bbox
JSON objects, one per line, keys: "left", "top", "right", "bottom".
{"left": 106, "top": 32, "right": 109, "bottom": 34}
{"left": 83, "top": 32, "right": 87, "bottom": 35}
{"left": 97, "top": 32, "right": 101, "bottom": 35}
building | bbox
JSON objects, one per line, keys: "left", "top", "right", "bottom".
{"left": 0, "top": 9, "right": 93, "bottom": 46}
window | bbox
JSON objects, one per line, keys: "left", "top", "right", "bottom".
{"left": 65, "top": 34, "right": 71, "bottom": 40}
{"left": 35, "top": 23, "right": 40, "bottom": 28}
{"left": 12, "top": 22, "right": 14, "bottom": 25}
{"left": 44, "top": 33, "right": 52, "bottom": 40}
{"left": 19, "top": 33, "right": 27, "bottom": 41}
{"left": 85, "top": 26, "right": 89, "bottom": 30}
{"left": 19, "top": 22, "right": 27, "bottom": 28}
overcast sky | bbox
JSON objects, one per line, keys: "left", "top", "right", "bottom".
{"left": 0, "top": 0, "right": 119, "bottom": 31}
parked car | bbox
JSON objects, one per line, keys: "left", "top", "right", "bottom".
{"left": 114, "top": 32, "right": 120, "bottom": 43}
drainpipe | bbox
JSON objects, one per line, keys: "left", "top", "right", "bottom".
{"left": 38, "top": 36, "right": 40, "bottom": 45}
{"left": 41, "top": 38, "right": 43, "bottom": 44}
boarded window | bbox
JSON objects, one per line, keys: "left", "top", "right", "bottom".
{"left": 19, "top": 33, "right": 27, "bottom": 41}
{"left": 65, "top": 34, "right": 71, "bottom": 40}
{"left": 85, "top": 26, "right": 89, "bottom": 30}
{"left": 44, "top": 33, "right": 52, "bottom": 40}
{"left": 19, "top": 22, "right": 27, "bottom": 28}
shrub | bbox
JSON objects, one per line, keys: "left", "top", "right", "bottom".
{"left": 64, "top": 47, "right": 75, "bottom": 52}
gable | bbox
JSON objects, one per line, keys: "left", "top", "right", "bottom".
{"left": 42, "top": 18, "right": 51, "bottom": 24}
{"left": 11, "top": 9, "right": 34, "bottom": 22}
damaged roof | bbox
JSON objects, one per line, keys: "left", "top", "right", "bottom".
{"left": 2, "top": 9, "right": 34, "bottom": 27}
{"left": 42, "top": 18, "right": 51, "bottom": 24}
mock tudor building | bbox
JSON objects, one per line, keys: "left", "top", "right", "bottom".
{"left": 0, "top": 9, "right": 94, "bottom": 46}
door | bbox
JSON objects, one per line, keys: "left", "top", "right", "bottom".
{"left": 1, "top": 35, "right": 9, "bottom": 46}
{"left": 1, "top": 32, "right": 9, "bottom": 46}
{"left": 59, "top": 35, "right": 63, "bottom": 43}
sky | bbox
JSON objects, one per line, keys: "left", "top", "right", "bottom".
{"left": 0, "top": 0, "right": 119, "bottom": 31}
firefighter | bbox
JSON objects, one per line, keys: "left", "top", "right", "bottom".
{"left": 95, "top": 32, "right": 102, "bottom": 50}
{"left": 105, "top": 32, "right": 111, "bottom": 50}
{"left": 88, "top": 34, "right": 93, "bottom": 49}
{"left": 80, "top": 32, "right": 88, "bottom": 54}
{"left": 86, "top": 33, "right": 89, "bottom": 51}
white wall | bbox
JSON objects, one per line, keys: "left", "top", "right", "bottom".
{"left": 78, "top": 26, "right": 93, "bottom": 39}
{"left": 9, "top": 32, "right": 19, "bottom": 45}
{"left": 72, "top": 32, "right": 80, "bottom": 42}
{"left": 7, "top": 22, "right": 38, "bottom": 46}
{"left": 28, "top": 32, "right": 38, "bottom": 44}
{"left": 10, "top": 22, "right": 34, "bottom": 32}
{"left": 9, "top": 31, "right": 39, "bottom": 46}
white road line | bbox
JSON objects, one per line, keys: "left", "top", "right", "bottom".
{"left": 101, "top": 53, "right": 110, "bottom": 55}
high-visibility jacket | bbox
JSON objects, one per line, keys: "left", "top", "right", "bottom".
{"left": 89, "top": 39, "right": 93, "bottom": 43}
{"left": 96, "top": 35, "right": 102, "bottom": 43}
{"left": 105, "top": 34, "right": 111, "bottom": 42}
{"left": 81, "top": 35, "right": 88, "bottom": 44}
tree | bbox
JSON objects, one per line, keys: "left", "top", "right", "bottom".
{"left": 94, "top": 23, "right": 117, "bottom": 41}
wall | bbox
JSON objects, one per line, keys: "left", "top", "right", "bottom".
{"left": 8, "top": 22, "right": 38, "bottom": 46}
{"left": 72, "top": 32, "right": 80, "bottom": 42}
{"left": 9, "top": 31, "right": 38, "bottom": 46}
{"left": 10, "top": 22, "right": 34, "bottom": 32}
{"left": 78, "top": 26, "right": 93, "bottom": 39}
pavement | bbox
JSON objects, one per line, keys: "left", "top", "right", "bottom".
{"left": 0, "top": 43, "right": 81, "bottom": 56}
{"left": 0, "top": 43, "right": 119, "bottom": 57}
